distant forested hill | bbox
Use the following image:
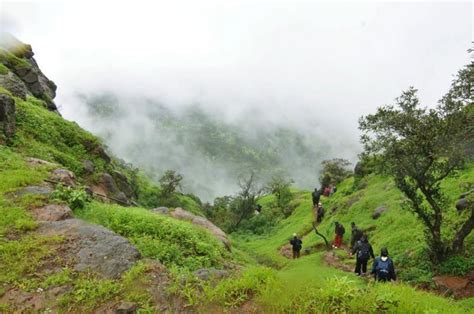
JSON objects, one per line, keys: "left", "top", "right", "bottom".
{"left": 75, "top": 93, "right": 338, "bottom": 200}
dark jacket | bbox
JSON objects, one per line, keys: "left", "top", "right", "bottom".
{"left": 372, "top": 257, "right": 396, "bottom": 281}
{"left": 335, "top": 224, "right": 345, "bottom": 236}
{"left": 312, "top": 190, "right": 321, "bottom": 204}
{"left": 351, "top": 240, "right": 375, "bottom": 260}
{"left": 290, "top": 237, "right": 303, "bottom": 251}
{"left": 350, "top": 227, "right": 363, "bottom": 247}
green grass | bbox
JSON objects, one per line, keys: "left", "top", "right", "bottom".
{"left": 12, "top": 96, "right": 106, "bottom": 176}
{"left": 0, "top": 48, "right": 31, "bottom": 70}
{"left": 0, "top": 63, "right": 8, "bottom": 75}
{"left": 75, "top": 201, "right": 230, "bottom": 270}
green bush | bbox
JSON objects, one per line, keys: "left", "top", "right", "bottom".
{"left": 439, "top": 255, "right": 474, "bottom": 276}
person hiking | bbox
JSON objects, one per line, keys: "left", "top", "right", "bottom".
{"left": 351, "top": 235, "right": 375, "bottom": 276}
{"left": 350, "top": 222, "right": 363, "bottom": 249}
{"left": 316, "top": 202, "right": 325, "bottom": 223}
{"left": 333, "top": 222, "right": 345, "bottom": 248}
{"left": 312, "top": 188, "right": 321, "bottom": 207}
{"left": 290, "top": 233, "right": 303, "bottom": 259}
{"left": 372, "top": 247, "right": 396, "bottom": 282}
{"left": 255, "top": 204, "right": 262, "bottom": 215}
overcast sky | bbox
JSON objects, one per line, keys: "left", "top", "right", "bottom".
{"left": 1, "top": 0, "right": 472, "bottom": 146}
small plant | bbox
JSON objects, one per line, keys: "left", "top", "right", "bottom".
{"left": 51, "top": 184, "right": 89, "bottom": 209}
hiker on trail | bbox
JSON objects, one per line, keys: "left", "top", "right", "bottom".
{"left": 316, "top": 202, "right": 325, "bottom": 223}
{"left": 350, "top": 222, "right": 363, "bottom": 249}
{"left": 255, "top": 204, "right": 262, "bottom": 215}
{"left": 333, "top": 222, "right": 345, "bottom": 248}
{"left": 372, "top": 247, "right": 396, "bottom": 282}
{"left": 290, "top": 233, "right": 303, "bottom": 259}
{"left": 312, "top": 188, "right": 321, "bottom": 207}
{"left": 351, "top": 235, "right": 375, "bottom": 276}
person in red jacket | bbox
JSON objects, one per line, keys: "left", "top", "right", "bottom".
{"left": 333, "top": 222, "right": 345, "bottom": 248}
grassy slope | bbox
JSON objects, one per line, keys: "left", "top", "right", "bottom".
{"left": 231, "top": 167, "right": 474, "bottom": 312}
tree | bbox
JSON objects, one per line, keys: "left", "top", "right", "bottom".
{"left": 266, "top": 175, "right": 294, "bottom": 217}
{"left": 358, "top": 64, "right": 474, "bottom": 262}
{"left": 159, "top": 170, "right": 183, "bottom": 197}
{"left": 231, "top": 172, "right": 264, "bottom": 230}
{"left": 319, "top": 158, "right": 352, "bottom": 188}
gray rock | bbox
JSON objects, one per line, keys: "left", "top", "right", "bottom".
{"left": 112, "top": 170, "right": 135, "bottom": 198}
{"left": 456, "top": 198, "right": 469, "bottom": 212}
{"left": 83, "top": 160, "right": 95, "bottom": 174}
{"left": 38, "top": 219, "right": 140, "bottom": 278}
{"left": 116, "top": 192, "right": 130, "bottom": 205}
{"left": 0, "top": 93, "right": 15, "bottom": 141}
{"left": 0, "top": 72, "right": 28, "bottom": 99}
{"left": 115, "top": 301, "right": 138, "bottom": 314}
{"left": 22, "top": 70, "right": 38, "bottom": 84}
{"left": 102, "top": 172, "right": 119, "bottom": 195}
{"left": 32, "top": 204, "right": 72, "bottom": 221}
{"left": 11, "top": 185, "right": 53, "bottom": 198}
{"left": 193, "top": 268, "right": 229, "bottom": 281}
{"left": 152, "top": 207, "right": 169, "bottom": 215}
{"left": 372, "top": 206, "right": 388, "bottom": 219}
{"left": 26, "top": 157, "right": 55, "bottom": 167}
{"left": 51, "top": 169, "right": 76, "bottom": 186}
{"left": 170, "top": 207, "right": 231, "bottom": 251}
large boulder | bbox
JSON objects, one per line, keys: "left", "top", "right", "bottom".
{"left": 102, "top": 172, "right": 119, "bottom": 195}
{"left": 32, "top": 204, "right": 72, "bottom": 221}
{"left": 0, "top": 93, "right": 15, "bottom": 142}
{"left": 112, "top": 170, "right": 136, "bottom": 199}
{"left": 170, "top": 207, "right": 231, "bottom": 251}
{"left": 50, "top": 168, "right": 76, "bottom": 186}
{"left": 38, "top": 219, "right": 140, "bottom": 278}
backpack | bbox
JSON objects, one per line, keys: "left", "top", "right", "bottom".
{"left": 357, "top": 242, "right": 371, "bottom": 260}
{"left": 376, "top": 259, "right": 391, "bottom": 280}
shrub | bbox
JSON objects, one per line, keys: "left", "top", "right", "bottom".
{"left": 51, "top": 184, "right": 90, "bottom": 210}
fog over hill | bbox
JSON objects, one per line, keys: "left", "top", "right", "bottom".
{"left": 2, "top": 1, "right": 471, "bottom": 199}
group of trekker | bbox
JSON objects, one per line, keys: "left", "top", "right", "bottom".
{"left": 288, "top": 187, "right": 396, "bottom": 282}
{"left": 289, "top": 226, "right": 396, "bottom": 282}
{"left": 349, "top": 222, "right": 396, "bottom": 281}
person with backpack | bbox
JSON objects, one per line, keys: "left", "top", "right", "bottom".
{"left": 333, "top": 222, "right": 345, "bottom": 248}
{"left": 290, "top": 233, "right": 303, "bottom": 259}
{"left": 372, "top": 247, "right": 396, "bottom": 282}
{"left": 350, "top": 222, "right": 363, "bottom": 249}
{"left": 351, "top": 234, "right": 375, "bottom": 276}
{"left": 312, "top": 188, "right": 321, "bottom": 207}
{"left": 316, "top": 202, "right": 325, "bottom": 223}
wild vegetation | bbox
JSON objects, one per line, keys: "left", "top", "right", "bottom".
{"left": 0, "top": 37, "right": 472, "bottom": 312}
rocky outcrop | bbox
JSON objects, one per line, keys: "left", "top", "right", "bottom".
{"left": 26, "top": 157, "right": 56, "bottom": 167}
{"left": 170, "top": 207, "right": 231, "bottom": 251}
{"left": 0, "top": 93, "right": 15, "bottom": 143}
{"left": 38, "top": 218, "right": 141, "bottom": 278}
{"left": 0, "top": 33, "right": 58, "bottom": 111}
{"left": 32, "top": 204, "right": 72, "bottom": 221}
{"left": 112, "top": 170, "right": 136, "bottom": 199}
